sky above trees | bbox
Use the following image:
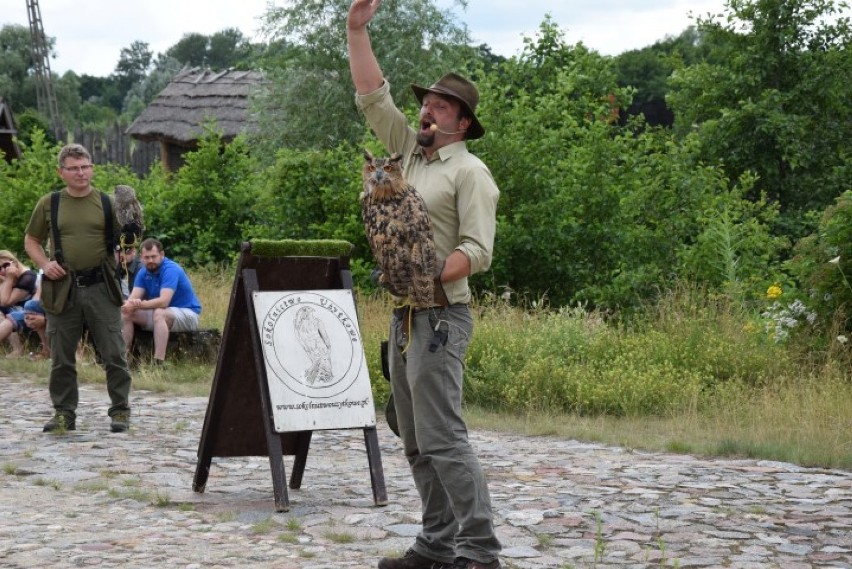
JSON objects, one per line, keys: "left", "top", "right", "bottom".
{"left": 6, "top": 0, "right": 734, "bottom": 77}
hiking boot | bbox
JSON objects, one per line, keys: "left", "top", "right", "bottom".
{"left": 378, "top": 548, "right": 454, "bottom": 569}
{"left": 453, "top": 558, "right": 501, "bottom": 569}
{"left": 43, "top": 413, "right": 76, "bottom": 433}
{"left": 110, "top": 411, "right": 131, "bottom": 433}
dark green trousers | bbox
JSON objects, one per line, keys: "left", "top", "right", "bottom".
{"left": 46, "top": 281, "right": 132, "bottom": 419}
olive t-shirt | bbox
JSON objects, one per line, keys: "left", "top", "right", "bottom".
{"left": 25, "top": 189, "right": 116, "bottom": 271}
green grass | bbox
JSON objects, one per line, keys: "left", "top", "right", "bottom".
{"left": 250, "top": 517, "right": 282, "bottom": 534}
{"left": 323, "top": 530, "right": 355, "bottom": 543}
{"left": 1, "top": 273, "right": 849, "bottom": 471}
{"left": 285, "top": 517, "right": 302, "bottom": 531}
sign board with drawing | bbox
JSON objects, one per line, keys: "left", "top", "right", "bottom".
{"left": 253, "top": 290, "right": 376, "bottom": 432}
{"left": 192, "top": 241, "right": 387, "bottom": 512}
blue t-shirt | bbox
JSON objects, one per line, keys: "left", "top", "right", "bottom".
{"left": 133, "top": 257, "right": 201, "bottom": 314}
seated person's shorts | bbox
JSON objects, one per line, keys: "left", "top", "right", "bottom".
{"left": 8, "top": 300, "right": 43, "bottom": 333}
{"left": 138, "top": 307, "right": 200, "bottom": 333}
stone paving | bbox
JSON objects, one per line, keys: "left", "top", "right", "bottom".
{"left": 1, "top": 377, "right": 851, "bottom": 568}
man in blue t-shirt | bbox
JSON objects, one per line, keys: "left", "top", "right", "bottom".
{"left": 121, "top": 238, "right": 201, "bottom": 365}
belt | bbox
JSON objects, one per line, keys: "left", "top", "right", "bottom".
{"left": 73, "top": 267, "right": 104, "bottom": 287}
{"left": 413, "top": 305, "right": 446, "bottom": 313}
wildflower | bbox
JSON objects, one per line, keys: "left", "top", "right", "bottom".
{"left": 829, "top": 256, "right": 841, "bottom": 265}
{"left": 839, "top": 335, "right": 849, "bottom": 345}
{"left": 766, "top": 284, "right": 782, "bottom": 299}
{"left": 761, "top": 298, "right": 816, "bottom": 343}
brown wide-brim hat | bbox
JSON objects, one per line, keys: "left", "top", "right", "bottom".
{"left": 411, "top": 72, "right": 485, "bottom": 140}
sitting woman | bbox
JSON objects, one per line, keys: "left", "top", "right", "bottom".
{"left": 2, "top": 276, "right": 49, "bottom": 359}
{"left": 0, "top": 251, "right": 37, "bottom": 311}
{"left": 0, "top": 251, "right": 38, "bottom": 356}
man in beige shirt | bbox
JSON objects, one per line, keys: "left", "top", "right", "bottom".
{"left": 348, "top": 1, "right": 502, "bottom": 568}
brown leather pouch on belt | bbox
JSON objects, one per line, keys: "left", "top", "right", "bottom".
{"left": 433, "top": 278, "right": 449, "bottom": 307}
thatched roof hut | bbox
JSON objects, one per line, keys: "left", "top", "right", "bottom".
{"left": 0, "top": 98, "right": 22, "bottom": 164}
{"left": 126, "top": 67, "right": 264, "bottom": 172}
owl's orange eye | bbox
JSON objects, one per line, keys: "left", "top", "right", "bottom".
{"left": 368, "top": 165, "right": 376, "bottom": 172}
{"left": 383, "top": 165, "right": 393, "bottom": 172}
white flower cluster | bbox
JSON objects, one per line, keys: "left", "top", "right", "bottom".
{"left": 761, "top": 299, "right": 817, "bottom": 343}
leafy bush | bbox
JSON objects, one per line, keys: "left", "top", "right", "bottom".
{"left": 677, "top": 175, "right": 788, "bottom": 302}
{"left": 252, "top": 142, "right": 377, "bottom": 286}
{"left": 787, "top": 191, "right": 852, "bottom": 333}
{"left": 141, "top": 128, "right": 263, "bottom": 267}
{"left": 0, "top": 131, "right": 61, "bottom": 254}
{"left": 465, "top": 286, "right": 797, "bottom": 415}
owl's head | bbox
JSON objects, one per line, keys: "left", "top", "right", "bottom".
{"left": 362, "top": 150, "right": 407, "bottom": 201}
{"left": 114, "top": 184, "right": 137, "bottom": 200}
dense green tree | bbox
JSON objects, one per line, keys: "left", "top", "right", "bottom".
{"left": 667, "top": 0, "right": 852, "bottom": 238}
{"left": 166, "top": 33, "right": 209, "bottom": 68}
{"left": 114, "top": 40, "right": 153, "bottom": 92}
{"left": 0, "top": 24, "right": 39, "bottom": 112}
{"left": 614, "top": 26, "right": 719, "bottom": 126}
{"left": 616, "top": 27, "right": 713, "bottom": 104}
{"left": 78, "top": 73, "right": 124, "bottom": 112}
{"left": 53, "top": 71, "right": 82, "bottom": 123}
{"left": 0, "top": 25, "right": 80, "bottom": 127}
{"left": 76, "top": 101, "right": 119, "bottom": 126}
{"left": 207, "top": 28, "right": 257, "bottom": 69}
{"left": 121, "top": 55, "right": 182, "bottom": 119}
{"left": 474, "top": 18, "right": 784, "bottom": 309}
{"left": 164, "top": 29, "right": 257, "bottom": 70}
{"left": 252, "top": 0, "right": 475, "bottom": 151}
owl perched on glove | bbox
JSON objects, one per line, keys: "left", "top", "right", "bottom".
{"left": 360, "top": 150, "right": 438, "bottom": 308}
{"left": 114, "top": 184, "right": 144, "bottom": 246}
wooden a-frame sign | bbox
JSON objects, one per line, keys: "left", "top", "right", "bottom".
{"left": 193, "top": 241, "right": 387, "bottom": 512}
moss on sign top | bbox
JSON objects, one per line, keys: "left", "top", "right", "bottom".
{"left": 249, "top": 239, "right": 354, "bottom": 258}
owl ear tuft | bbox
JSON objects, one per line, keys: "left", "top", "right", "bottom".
{"left": 364, "top": 149, "right": 374, "bottom": 162}
{"left": 390, "top": 153, "right": 402, "bottom": 165}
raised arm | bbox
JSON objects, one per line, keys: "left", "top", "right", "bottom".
{"left": 347, "top": 0, "right": 385, "bottom": 94}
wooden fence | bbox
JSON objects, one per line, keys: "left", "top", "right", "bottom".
{"left": 56, "top": 123, "right": 160, "bottom": 177}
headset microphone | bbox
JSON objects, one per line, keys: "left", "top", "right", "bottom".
{"left": 430, "top": 124, "right": 466, "bottom": 135}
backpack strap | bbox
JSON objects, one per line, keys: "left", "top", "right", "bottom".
{"left": 100, "top": 191, "right": 116, "bottom": 254}
{"left": 50, "top": 190, "right": 64, "bottom": 265}
{"left": 49, "top": 190, "right": 117, "bottom": 265}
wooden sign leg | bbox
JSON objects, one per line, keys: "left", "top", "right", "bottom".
{"left": 193, "top": 456, "right": 211, "bottom": 493}
{"left": 243, "top": 268, "right": 291, "bottom": 512}
{"left": 289, "top": 431, "right": 313, "bottom": 489}
{"left": 341, "top": 267, "right": 388, "bottom": 506}
{"left": 364, "top": 426, "right": 388, "bottom": 505}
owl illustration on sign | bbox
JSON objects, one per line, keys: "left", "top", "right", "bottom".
{"left": 360, "top": 150, "right": 437, "bottom": 307}
{"left": 294, "top": 306, "right": 333, "bottom": 385}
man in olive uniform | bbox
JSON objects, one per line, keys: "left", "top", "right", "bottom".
{"left": 24, "top": 143, "right": 133, "bottom": 433}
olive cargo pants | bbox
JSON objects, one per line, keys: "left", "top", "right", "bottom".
{"left": 46, "top": 281, "right": 132, "bottom": 419}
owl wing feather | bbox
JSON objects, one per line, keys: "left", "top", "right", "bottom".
{"left": 404, "top": 188, "right": 436, "bottom": 307}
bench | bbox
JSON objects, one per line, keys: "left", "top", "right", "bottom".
{"left": 24, "top": 327, "right": 222, "bottom": 364}
{"left": 130, "top": 328, "right": 222, "bottom": 363}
